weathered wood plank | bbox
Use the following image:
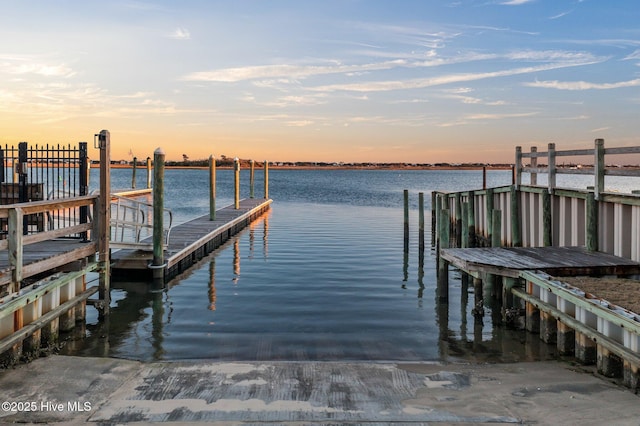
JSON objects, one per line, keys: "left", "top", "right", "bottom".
{"left": 441, "top": 246, "right": 640, "bottom": 278}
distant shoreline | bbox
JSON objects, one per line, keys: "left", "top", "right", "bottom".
{"left": 95, "top": 163, "right": 515, "bottom": 171}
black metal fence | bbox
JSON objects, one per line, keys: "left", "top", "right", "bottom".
{"left": 0, "top": 142, "right": 89, "bottom": 237}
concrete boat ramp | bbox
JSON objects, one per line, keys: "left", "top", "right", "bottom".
{"left": 1, "top": 356, "right": 639, "bottom": 425}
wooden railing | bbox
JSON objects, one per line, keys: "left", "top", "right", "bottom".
{"left": 515, "top": 139, "right": 640, "bottom": 199}
{"left": 0, "top": 195, "right": 98, "bottom": 292}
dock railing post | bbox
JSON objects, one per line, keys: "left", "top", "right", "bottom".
{"left": 548, "top": 143, "right": 556, "bottom": 194}
{"left": 515, "top": 146, "right": 522, "bottom": 189}
{"left": 264, "top": 160, "right": 269, "bottom": 199}
{"left": 131, "top": 156, "right": 137, "bottom": 189}
{"left": 468, "top": 190, "right": 476, "bottom": 248}
{"left": 209, "top": 155, "right": 216, "bottom": 221}
{"left": 542, "top": 191, "right": 552, "bottom": 247}
{"left": 530, "top": 146, "right": 537, "bottom": 186}
{"left": 586, "top": 192, "right": 598, "bottom": 251}
{"left": 431, "top": 192, "right": 437, "bottom": 246}
{"left": 152, "top": 147, "right": 165, "bottom": 282}
{"left": 97, "top": 130, "right": 111, "bottom": 317}
{"left": 482, "top": 166, "right": 487, "bottom": 190}
{"left": 510, "top": 185, "right": 521, "bottom": 247}
{"left": 594, "top": 139, "right": 605, "bottom": 200}
{"left": 8, "top": 207, "right": 23, "bottom": 293}
{"left": 250, "top": 159, "right": 255, "bottom": 199}
{"left": 234, "top": 157, "right": 240, "bottom": 209}
{"left": 485, "top": 188, "right": 494, "bottom": 244}
{"left": 455, "top": 192, "right": 462, "bottom": 247}
{"left": 461, "top": 202, "right": 469, "bottom": 248}
{"left": 146, "top": 156, "right": 151, "bottom": 189}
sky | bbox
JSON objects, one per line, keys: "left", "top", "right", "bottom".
{"left": 1, "top": 1, "right": 639, "bottom": 163}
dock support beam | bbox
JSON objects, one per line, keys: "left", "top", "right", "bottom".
{"left": 234, "top": 158, "right": 240, "bottom": 210}
{"left": 97, "top": 130, "right": 111, "bottom": 318}
{"left": 250, "top": 159, "right": 255, "bottom": 198}
{"left": 131, "top": 157, "right": 137, "bottom": 189}
{"left": 418, "top": 192, "right": 424, "bottom": 252}
{"left": 209, "top": 155, "right": 216, "bottom": 221}
{"left": 152, "top": 147, "right": 165, "bottom": 282}
{"left": 146, "top": 156, "right": 152, "bottom": 189}
{"left": 437, "top": 203, "right": 449, "bottom": 303}
{"left": 404, "top": 190, "right": 409, "bottom": 252}
{"left": 264, "top": 160, "right": 269, "bottom": 199}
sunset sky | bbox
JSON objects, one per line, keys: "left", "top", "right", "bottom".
{"left": 1, "top": 1, "right": 639, "bottom": 163}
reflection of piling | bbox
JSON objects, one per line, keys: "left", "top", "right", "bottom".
{"left": 208, "top": 260, "right": 216, "bottom": 310}
{"left": 152, "top": 148, "right": 165, "bottom": 283}
{"left": 209, "top": 155, "right": 216, "bottom": 221}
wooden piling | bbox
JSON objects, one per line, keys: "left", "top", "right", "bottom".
{"left": 542, "top": 191, "right": 552, "bottom": 247}
{"left": 250, "top": 159, "right": 255, "bottom": 199}
{"left": 515, "top": 146, "right": 522, "bottom": 188}
{"left": 131, "top": 157, "right": 137, "bottom": 189}
{"left": 431, "top": 192, "right": 437, "bottom": 245}
{"left": 209, "top": 155, "right": 216, "bottom": 221}
{"left": 418, "top": 192, "right": 424, "bottom": 252}
{"left": 594, "top": 139, "right": 605, "bottom": 200}
{"left": 586, "top": 192, "right": 598, "bottom": 251}
{"left": 455, "top": 192, "right": 462, "bottom": 247}
{"left": 461, "top": 202, "right": 469, "bottom": 248}
{"left": 234, "top": 158, "right": 240, "bottom": 209}
{"left": 146, "top": 156, "right": 152, "bottom": 189}
{"left": 547, "top": 143, "right": 556, "bottom": 192}
{"left": 97, "top": 130, "right": 111, "bottom": 317}
{"left": 530, "top": 146, "right": 537, "bottom": 185}
{"left": 264, "top": 160, "right": 269, "bottom": 199}
{"left": 404, "top": 189, "right": 409, "bottom": 252}
{"left": 482, "top": 166, "right": 487, "bottom": 190}
{"left": 485, "top": 188, "right": 494, "bottom": 243}
{"left": 8, "top": 207, "right": 23, "bottom": 292}
{"left": 510, "top": 185, "right": 521, "bottom": 247}
{"left": 437, "top": 205, "right": 450, "bottom": 302}
{"left": 467, "top": 190, "right": 476, "bottom": 248}
{"left": 152, "top": 147, "right": 165, "bottom": 281}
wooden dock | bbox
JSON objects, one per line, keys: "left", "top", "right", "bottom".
{"left": 111, "top": 198, "right": 272, "bottom": 281}
{"left": 440, "top": 246, "right": 640, "bottom": 279}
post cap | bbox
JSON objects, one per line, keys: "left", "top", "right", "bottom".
{"left": 154, "top": 147, "right": 165, "bottom": 155}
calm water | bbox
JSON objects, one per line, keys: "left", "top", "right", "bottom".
{"left": 61, "top": 168, "right": 640, "bottom": 362}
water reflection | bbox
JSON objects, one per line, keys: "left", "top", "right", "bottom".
{"left": 208, "top": 259, "right": 216, "bottom": 311}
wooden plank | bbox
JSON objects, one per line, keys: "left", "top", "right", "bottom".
{"left": 440, "top": 246, "right": 640, "bottom": 278}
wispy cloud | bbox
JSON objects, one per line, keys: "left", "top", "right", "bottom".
{"left": 437, "top": 111, "right": 538, "bottom": 127}
{"left": 0, "top": 55, "right": 76, "bottom": 78}
{"left": 525, "top": 78, "right": 640, "bottom": 90}
{"left": 549, "top": 10, "right": 573, "bottom": 20}
{"left": 168, "top": 28, "right": 191, "bottom": 40}
{"left": 591, "top": 127, "right": 610, "bottom": 133}
{"left": 310, "top": 61, "right": 600, "bottom": 93}
{"left": 183, "top": 60, "right": 407, "bottom": 82}
{"left": 500, "top": 0, "right": 536, "bottom": 5}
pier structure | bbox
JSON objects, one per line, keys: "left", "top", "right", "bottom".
{"left": 431, "top": 139, "right": 640, "bottom": 391}
{"left": 0, "top": 130, "right": 271, "bottom": 365}
{"left": 110, "top": 152, "right": 272, "bottom": 282}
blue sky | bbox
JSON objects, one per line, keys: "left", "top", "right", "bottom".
{"left": 1, "top": 0, "right": 639, "bottom": 163}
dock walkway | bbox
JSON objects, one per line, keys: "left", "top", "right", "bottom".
{"left": 111, "top": 198, "right": 272, "bottom": 281}
{"left": 440, "top": 246, "right": 640, "bottom": 279}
